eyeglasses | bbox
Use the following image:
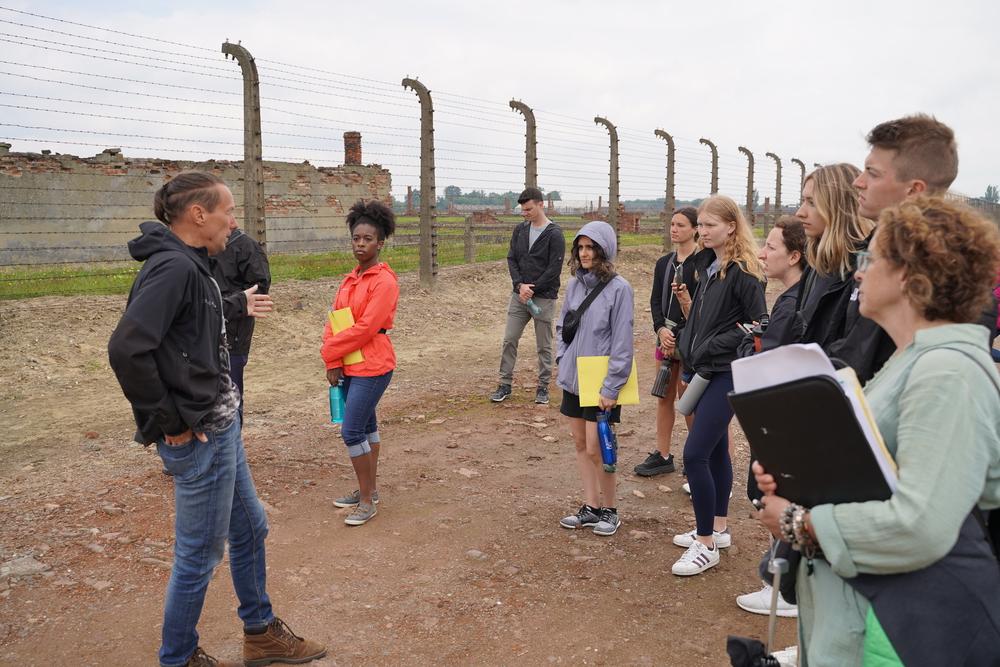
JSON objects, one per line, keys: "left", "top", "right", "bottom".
{"left": 856, "top": 250, "right": 877, "bottom": 272}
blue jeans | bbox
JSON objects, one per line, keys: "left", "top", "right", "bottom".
{"left": 156, "top": 419, "right": 273, "bottom": 666}
{"left": 682, "top": 371, "right": 734, "bottom": 537}
{"left": 341, "top": 371, "right": 393, "bottom": 457}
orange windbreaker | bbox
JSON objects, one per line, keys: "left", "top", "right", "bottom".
{"left": 321, "top": 262, "right": 398, "bottom": 376}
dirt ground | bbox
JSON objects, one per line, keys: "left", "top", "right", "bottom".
{"left": 0, "top": 245, "right": 796, "bottom": 666}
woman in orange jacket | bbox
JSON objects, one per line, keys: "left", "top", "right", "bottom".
{"left": 321, "top": 200, "right": 399, "bottom": 527}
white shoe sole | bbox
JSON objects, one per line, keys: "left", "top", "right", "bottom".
{"left": 334, "top": 494, "right": 380, "bottom": 508}
{"left": 345, "top": 508, "right": 377, "bottom": 526}
{"left": 736, "top": 599, "right": 798, "bottom": 618}
{"left": 672, "top": 556, "right": 719, "bottom": 576}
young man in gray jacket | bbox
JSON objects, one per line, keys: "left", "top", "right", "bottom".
{"left": 491, "top": 187, "right": 566, "bottom": 404}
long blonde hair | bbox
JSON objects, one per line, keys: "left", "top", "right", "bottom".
{"left": 804, "top": 163, "right": 874, "bottom": 277}
{"left": 698, "top": 195, "right": 765, "bottom": 281}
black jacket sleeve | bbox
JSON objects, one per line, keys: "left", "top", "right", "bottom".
{"left": 506, "top": 224, "right": 523, "bottom": 291}
{"left": 532, "top": 228, "right": 565, "bottom": 295}
{"left": 221, "top": 238, "right": 270, "bottom": 321}
{"left": 650, "top": 254, "right": 672, "bottom": 333}
{"left": 707, "top": 272, "right": 767, "bottom": 359}
{"left": 108, "top": 258, "right": 190, "bottom": 437}
{"left": 826, "top": 296, "right": 895, "bottom": 384}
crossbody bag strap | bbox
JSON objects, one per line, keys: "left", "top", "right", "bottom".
{"left": 575, "top": 274, "right": 616, "bottom": 318}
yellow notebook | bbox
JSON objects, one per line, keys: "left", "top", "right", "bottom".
{"left": 328, "top": 307, "right": 365, "bottom": 365}
{"left": 577, "top": 356, "right": 640, "bottom": 407}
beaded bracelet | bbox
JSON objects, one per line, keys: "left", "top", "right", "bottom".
{"left": 792, "top": 506, "right": 812, "bottom": 549}
{"left": 779, "top": 503, "right": 799, "bottom": 544}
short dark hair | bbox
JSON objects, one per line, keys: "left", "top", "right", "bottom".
{"left": 673, "top": 207, "right": 698, "bottom": 228}
{"left": 345, "top": 199, "right": 396, "bottom": 240}
{"left": 517, "top": 187, "right": 544, "bottom": 205}
{"left": 773, "top": 215, "right": 807, "bottom": 262}
{"left": 153, "top": 171, "right": 225, "bottom": 224}
{"left": 866, "top": 114, "right": 958, "bottom": 193}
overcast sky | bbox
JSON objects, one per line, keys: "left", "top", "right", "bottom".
{"left": 2, "top": 0, "right": 997, "bottom": 205}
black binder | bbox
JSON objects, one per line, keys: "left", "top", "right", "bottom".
{"left": 728, "top": 375, "right": 893, "bottom": 508}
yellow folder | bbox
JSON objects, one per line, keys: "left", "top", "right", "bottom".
{"left": 577, "top": 356, "right": 640, "bottom": 407}
{"left": 328, "top": 307, "right": 365, "bottom": 365}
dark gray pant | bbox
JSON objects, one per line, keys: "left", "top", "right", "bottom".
{"left": 498, "top": 293, "right": 555, "bottom": 386}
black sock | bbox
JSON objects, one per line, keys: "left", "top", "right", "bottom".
{"left": 584, "top": 504, "right": 598, "bottom": 513}
{"left": 603, "top": 506, "right": 617, "bottom": 514}
{"left": 245, "top": 625, "right": 268, "bottom": 635}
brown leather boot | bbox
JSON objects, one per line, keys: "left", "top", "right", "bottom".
{"left": 243, "top": 617, "right": 327, "bottom": 666}
{"left": 184, "top": 646, "right": 242, "bottom": 667}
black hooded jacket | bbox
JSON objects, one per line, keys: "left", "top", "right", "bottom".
{"left": 506, "top": 220, "right": 565, "bottom": 300}
{"left": 678, "top": 248, "right": 768, "bottom": 374}
{"left": 108, "top": 221, "right": 225, "bottom": 444}
{"left": 211, "top": 228, "right": 270, "bottom": 357}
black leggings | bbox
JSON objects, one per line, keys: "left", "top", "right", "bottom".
{"left": 682, "top": 371, "right": 734, "bottom": 537}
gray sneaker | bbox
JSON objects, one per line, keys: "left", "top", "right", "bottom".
{"left": 344, "top": 501, "right": 377, "bottom": 526}
{"left": 592, "top": 508, "right": 621, "bottom": 536}
{"left": 333, "top": 489, "right": 379, "bottom": 508}
{"left": 560, "top": 504, "right": 600, "bottom": 529}
{"left": 534, "top": 386, "right": 550, "bottom": 404}
{"left": 490, "top": 384, "right": 512, "bottom": 402}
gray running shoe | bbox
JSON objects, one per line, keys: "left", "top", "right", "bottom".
{"left": 333, "top": 489, "right": 379, "bottom": 508}
{"left": 344, "top": 501, "right": 377, "bottom": 526}
{"left": 534, "top": 386, "right": 550, "bottom": 404}
{"left": 560, "top": 504, "right": 600, "bottom": 529}
{"left": 592, "top": 508, "right": 621, "bottom": 536}
{"left": 490, "top": 384, "right": 513, "bottom": 402}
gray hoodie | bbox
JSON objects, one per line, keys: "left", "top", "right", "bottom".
{"left": 555, "top": 221, "right": 635, "bottom": 400}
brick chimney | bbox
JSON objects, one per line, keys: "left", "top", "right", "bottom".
{"left": 344, "top": 131, "right": 362, "bottom": 166}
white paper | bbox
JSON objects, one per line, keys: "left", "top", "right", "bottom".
{"left": 731, "top": 343, "right": 837, "bottom": 393}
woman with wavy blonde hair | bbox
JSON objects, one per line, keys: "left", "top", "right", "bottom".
{"left": 662, "top": 195, "right": 767, "bottom": 576}
{"left": 801, "top": 163, "right": 874, "bottom": 278}
{"left": 796, "top": 163, "right": 891, "bottom": 382}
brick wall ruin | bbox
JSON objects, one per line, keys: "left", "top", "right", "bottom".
{"left": 0, "top": 137, "right": 391, "bottom": 264}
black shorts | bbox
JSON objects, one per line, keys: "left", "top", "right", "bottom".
{"left": 560, "top": 390, "right": 622, "bottom": 423}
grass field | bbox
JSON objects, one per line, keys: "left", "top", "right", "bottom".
{"left": 0, "top": 218, "right": 668, "bottom": 300}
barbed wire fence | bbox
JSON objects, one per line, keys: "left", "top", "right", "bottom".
{"left": 1, "top": 5, "right": 997, "bottom": 301}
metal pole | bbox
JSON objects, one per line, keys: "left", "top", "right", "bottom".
{"left": 509, "top": 100, "right": 537, "bottom": 190}
{"left": 738, "top": 146, "right": 755, "bottom": 225}
{"left": 700, "top": 138, "right": 719, "bottom": 196}
{"left": 766, "top": 152, "right": 782, "bottom": 224}
{"left": 791, "top": 158, "right": 806, "bottom": 202}
{"left": 222, "top": 41, "right": 265, "bottom": 247}
{"left": 402, "top": 77, "right": 437, "bottom": 289}
{"left": 654, "top": 129, "right": 676, "bottom": 251}
{"left": 594, "top": 116, "right": 619, "bottom": 233}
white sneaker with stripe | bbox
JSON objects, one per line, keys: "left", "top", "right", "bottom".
{"left": 671, "top": 540, "right": 720, "bottom": 576}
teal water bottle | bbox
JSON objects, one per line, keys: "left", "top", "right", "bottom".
{"left": 525, "top": 298, "right": 542, "bottom": 317}
{"left": 328, "top": 381, "right": 345, "bottom": 424}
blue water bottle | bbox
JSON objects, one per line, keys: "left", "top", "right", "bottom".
{"left": 596, "top": 410, "right": 618, "bottom": 473}
{"left": 328, "top": 381, "right": 345, "bottom": 424}
{"left": 525, "top": 298, "right": 542, "bottom": 317}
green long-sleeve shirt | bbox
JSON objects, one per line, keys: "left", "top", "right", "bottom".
{"left": 798, "top": 323, "right": 1000, "bottom": 666}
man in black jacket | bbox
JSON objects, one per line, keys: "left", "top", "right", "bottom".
{"left": 108, "top": 173, "right": 323, "bottom": 667}
{"left": 490, "top": 187, "right": 566, "bottom": 404}
{"left": 830, "top": 115, "right": 996, "bottom": 382}
{"left": 212, "top": 221, "right": 272, "bottom": 421}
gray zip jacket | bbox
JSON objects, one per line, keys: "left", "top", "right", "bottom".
{"left": 555, "top": 221, "right": 635, "bottom": 400}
